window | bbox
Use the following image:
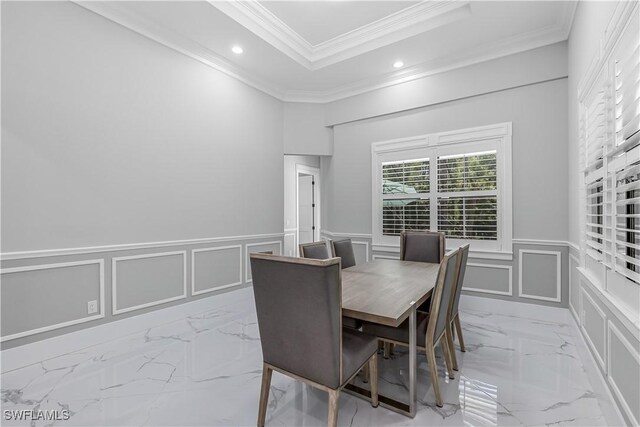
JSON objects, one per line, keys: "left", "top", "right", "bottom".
{"left": 580, "top": 9, "right": 639, "bottom": 286}
{"left": 382, "top": 159, "right": 430, "bottom": 236}
{"left": 372, "top": 123, "right": 512, "bottom": 258}
{"left": 437, "top": 151, "right": 498, "bottom": 240}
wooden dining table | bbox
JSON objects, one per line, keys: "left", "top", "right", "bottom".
{"left": 341, "top": 258, "right": 441, "bottom": 418}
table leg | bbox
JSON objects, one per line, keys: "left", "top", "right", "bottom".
{"left": 343, "top": 303, "right": 418, "bottom": 418}
{"left": 408, "top": 304, "right": 417, "bottom": 417}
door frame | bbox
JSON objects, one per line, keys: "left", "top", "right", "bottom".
{"left": 295, "top": 164, "right": 321, "bottom": 255}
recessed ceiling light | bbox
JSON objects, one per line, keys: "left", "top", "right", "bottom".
{"left": 393, "top": 61, "right": 404, "bottom": 69}
{"left": 232, "top": 45, "right": 244, "bottom": 54}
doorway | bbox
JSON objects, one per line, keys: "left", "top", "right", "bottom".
{"left": 296, "top": 165, "right": 320, "bottom": 252}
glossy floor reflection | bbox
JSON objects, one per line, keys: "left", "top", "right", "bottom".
{"left": 1, "top": 288, "right": 623, "bottom": 426}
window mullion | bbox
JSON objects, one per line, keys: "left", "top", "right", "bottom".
{"left": 430, "top": 150, "right": 437, "bottom": 232}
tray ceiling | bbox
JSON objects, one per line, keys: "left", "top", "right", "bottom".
{"left": 74, "top": 1, "right": 577, "bottom": 102}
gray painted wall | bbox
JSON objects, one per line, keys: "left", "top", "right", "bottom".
{"left": 1, "top": 1, "right": 284, "bottom": 252}
{"left": 324, "top": 78, "right": 569, "bottom": 241}
{"left": 1, "top": 237, "right": 282, "bottom": 350}
{"left": 324, "top": 42, "right": 567, "bottom": 126}
{"left": 283, "top": 103, "right": 333, "bottom": 155}
{"left": 1, "top": 1, "right": 284, "bottom": 348}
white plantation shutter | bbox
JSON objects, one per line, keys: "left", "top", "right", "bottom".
{"left": 381, "top": 159, "right": 430, "bottom": 236}
{"left": 584, "top": 86, "right": 608, "bottom": 261}
{"left": 610, "top": 18, "right": 640, "bottom": 283}
{"left": 613, "top": 156, "right": 639, "bottom": 282}
{"left": 437, "top": 151, "right": 498, "bottom": 240}
{"left": 586, "top": 90, "right": 607, "bottom": 169}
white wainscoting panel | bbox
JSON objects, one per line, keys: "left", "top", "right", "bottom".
{"left": 112, "top": 251, "right": 187, "bottom": 315}
{"left": 352, "top": 241, "right": 370, "bottom": 264}
{"left": 0, "top": 260, "right": 105, "bottom": 342}
{"left": 581, "top": 287, "right": 607, "bottom": 371}
{"left": 607, "top": 320, "right": 640, "bottom": 426}
{"left": 191, "top": 245, "right": 243, "bottom": 296}
{"left": 518, "top": 249, "right": 561, "bottom": 302}
{"left": 464, "top": 263, "right": 513, "bottom": 296}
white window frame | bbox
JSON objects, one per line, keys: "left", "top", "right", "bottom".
{"left": 578, "top": 2, "right": 639, "bottom": 291}
{"left": 371, "top": 122, "right": 513, "bottom": 260}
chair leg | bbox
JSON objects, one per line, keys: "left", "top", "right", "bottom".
{"left": 369, "top": 354, "right": 378, "bottom": 408}
{"left": 362, "top": 363, "right": 370, "bottom": 383}
{"left": 454, "top": 315, "right": 466, "bottom": 352}
{"left": 389, "top": 343, "right": 395, "bottom": 357}
{"left": 426, "top": 347, "right": 443, "bottom": 407}
{"left": 441, "top": 339, "right": 455, "bottom": 380}
{"left": 327, "top": 389, "right": 340, "bottom": 427}
{"left": 383, "top": 341, "right": 391, "bottom": 359}
{"left": 445, "top": 323, "right": 458, "bottom": 371}
{"left": 257, "top": 363, "right": 272, "bottom": 427}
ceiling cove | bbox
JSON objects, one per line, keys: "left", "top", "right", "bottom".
{"left": 208, "top": 1, "right": 472, "bottom": 70}
{"left": 74, "top": 1, "right": 577, "bottom": 103}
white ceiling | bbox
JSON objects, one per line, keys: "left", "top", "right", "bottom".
{"left": 261, "top": 1, "right": 421, "bottom": 46}
{"left": 76, "top": 1, "right": 577, "bottom": 102}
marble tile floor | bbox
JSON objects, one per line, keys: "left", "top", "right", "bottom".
{"left": 0, "top": 287, "right": 625, "bottom": 426}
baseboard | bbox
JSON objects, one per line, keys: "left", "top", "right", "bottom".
{"left": 0, "top": 286, "right": 253, "bottom": 373}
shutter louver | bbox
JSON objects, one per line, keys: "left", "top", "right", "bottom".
{"left": 437, "top": 151, "right": 498, "bottom": 241}
{"left": 381, "top": 159, "right": 430, "bottom": 236}
{"left": 584, "top": 84, "right": 608, "bottom": 260}
{"left": 610, "top": 20, "right": 640, "bottom": 283}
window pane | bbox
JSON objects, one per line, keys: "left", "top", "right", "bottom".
{"left": 437, "top": 151, "right": 497, "bottom": 192}
{"left": 382, "top": 199, "right": 429, "bottom": 236}
{"left": 437, "top": 196, "right": 497, "bottom": 240}
{"left": 615, "top": 160, "right": 639, "bottom": 282}
{"left": 586, "top": 179, "right": 604, "bottom": 255}
{"left": 382, "top": 159, "right": 429, "bottom": 194}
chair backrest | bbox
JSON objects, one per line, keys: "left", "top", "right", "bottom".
{"left": 330, "top": 239, "right": 356, "bottom": 269}
{"left": 299, "top": 241, "right": 329, "bottom": 259}
{"left": 449, "top": 244, "right": 470, "bottom": 318}
{"left": 400, "top": 231, "right": 445, "bottom": 263}
{"left": 426, "top": 249, "right": 459, "bottom": 343}
{"left": 250, "top": 253, "right": 343, "bottom": 389}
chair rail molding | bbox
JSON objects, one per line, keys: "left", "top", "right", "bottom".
{"left": 1, "top": 232, "right": 285, "bottom": 260}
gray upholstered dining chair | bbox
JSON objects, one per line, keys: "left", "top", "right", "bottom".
{"left": 400, "top": 230, "right": 446, "bottom": 263}
{"left": 363, "top": 249, "right": 460, "bottom": 408}
{"left": 329, "top": 239, "right": 362, "bottom": 330}
{"left": 299, "top": 241, "right": 329, "bottom": 259}
{"left": 381, "top": 230, "right": 446, "bottom": 358}
{"left": 330, "top": 239, "right": 356, "bottom": 269}
{"left": 250, "top": 253, "right": 379, "bottom": 427}
{"left": 445, "top": 244, "right": 470, "bottom": 371}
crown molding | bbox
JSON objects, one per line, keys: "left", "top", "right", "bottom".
{"left": 285, "top": 21, "right": 571, "bottom": 103}
{"left": 208, "top": 0, "right": 471, "bottom": 71}
{"left": 207, "top": 0, "right": 313, "bottom": 69}
{"left": 73, "top": 1, "right": 286, "bottom": 100}
{"left": 559, "top": 1, "right": 578, "bottom": 40}
{"left": 73, "top": 1, "right": 574, "bottom": 105}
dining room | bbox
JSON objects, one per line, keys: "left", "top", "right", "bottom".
{"left": 1, "top": 1, "right": 639, "bottom": 426}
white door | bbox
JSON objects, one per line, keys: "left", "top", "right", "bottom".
{"left": 298, "top": 173, "right": 314, "bottom": 245}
